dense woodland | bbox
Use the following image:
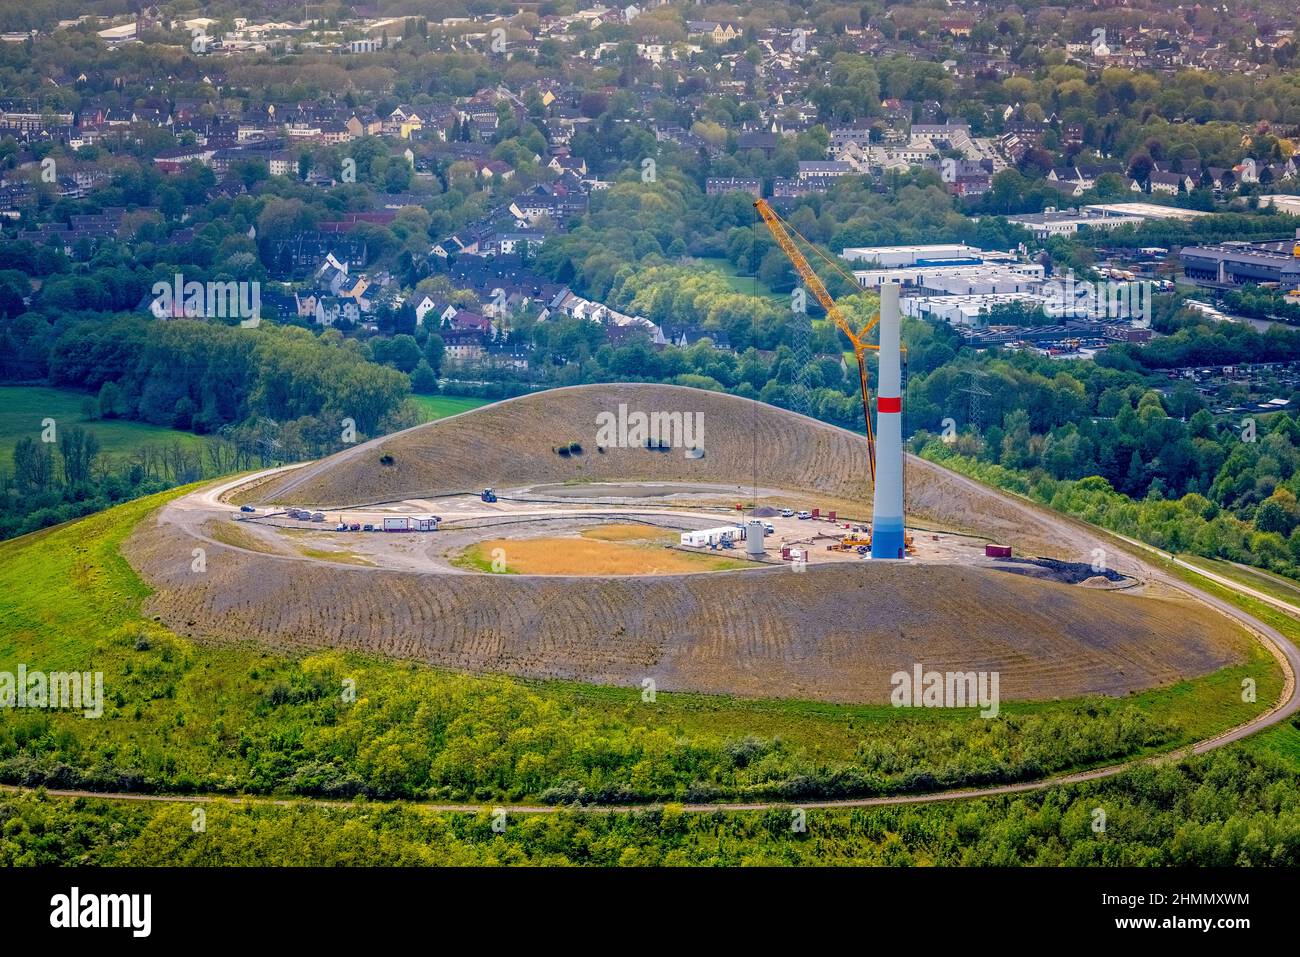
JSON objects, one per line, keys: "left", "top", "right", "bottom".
{"left": 0, "top": 319, "right": 417, "bottom": 537}
{"left": 2, "top": 747, "right": 1297, "bottom": 865}
{"left": 0, "top": 633, "right": 1186, "bottom": 805}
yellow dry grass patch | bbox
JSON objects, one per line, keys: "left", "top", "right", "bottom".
{"left": 579, "top": 523, "right": 676, "bottom": 543}
{"left": 466, "top": 535, "right": 748, "bottom": 575}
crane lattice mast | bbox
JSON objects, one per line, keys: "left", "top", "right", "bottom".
{"left": 754, "top": 198, "right": 880, "bottom": 482}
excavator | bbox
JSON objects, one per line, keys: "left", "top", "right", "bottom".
{"left": 754, "top": 198, "right": 912, "bottom": 553}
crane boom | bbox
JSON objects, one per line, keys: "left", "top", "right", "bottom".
{"left": 754, "top": 198, "right": 878, "bottom": 482}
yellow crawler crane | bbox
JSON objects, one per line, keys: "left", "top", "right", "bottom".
{"left": 754, "top": 198, "right": 881, "bottom": 482}
{"left": 754, "top": 198, "right": 913, "bottom": 552}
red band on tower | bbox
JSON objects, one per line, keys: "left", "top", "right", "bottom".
{"left": 877, "top": 396, "right": 901, "bottom": 413}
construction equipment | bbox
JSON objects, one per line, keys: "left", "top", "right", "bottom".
{"left": 834, "top": 531, "right": 873, "bottom": 551}
{"left": 480, "top": 487, "right": 498, "bottom": 503}
{"left": 754, "top": 198, "right": 882, "bottom": 482}
{"left": 830, "top": 526, "right": 914, "bottom": 552}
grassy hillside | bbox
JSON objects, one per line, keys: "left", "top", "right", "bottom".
{"left": 0, "top": 491, "right": 1281, "bottom": 806}
{"left": 1180, "top": 554, "right": 1300, "bottom": 607}
{"left": 410, "top": 394, "right": 489, "bottom": 423}
{"left": 0, "top": 386, "right": 212, "bottom": 462}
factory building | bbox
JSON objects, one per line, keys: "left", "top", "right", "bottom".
{"left": 901, "top": 292, "right": 1047, "bottom": 327}
{"left": 852, "top": 261, "right": 1044, "bottom": 294}
{"left": 840, "top": 243, "right": 1014, "bottom": 268}
{"left": 1180, "top": 232, "right": 1300, "bottom": 289}
{"left": 1005, "top": 207, "right": 1144, "bottom": 239}
{"left": 1005, "top": 202, "right": 1207, "bottom": 239}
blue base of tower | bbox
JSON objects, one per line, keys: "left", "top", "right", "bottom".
{"left": 871, "top": 518, "right": 906, "bottom": 560}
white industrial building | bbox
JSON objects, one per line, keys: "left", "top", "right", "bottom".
{"left": 839, "top": 243, "right": 1009, "bottom": 268}
{"left": 853, "top": 261, "right": 1044, "bottom": 293}
{"left": 382, "top": 516, "right": 439, "bottom": 532}
{"left": 901, "top": 292, "right": 1048, "bottom": 327}
{"left": 1005, "top": 202, "right": 1208, "bottom": 239}
{"left": 1082, "top": 202, "right": 1209, "bottom": 221}
{"left": 1005, "top": 208, "right": 1142, "bottom": 238}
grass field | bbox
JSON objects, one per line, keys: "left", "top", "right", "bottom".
{"left": 0, "top": 386, "right": 212, "bottom": 462}
{"left": 0, "top": 490, "right": 1286, "bottom": 809}
{"left": 410, "top": 394, "right": 489, "bottom": 423}
{"left": 0, "top": 385, "right": 482, "bottom": 466}
{"left": 580, "top": 523, "right": 676, "bottom": 543}
{"left": 457, "top": 533, "right": 751, "bottom": 575}
{"left": 694, "top": 256, "right": 784, "bottom": 300}
{"left": 1180, "top": 553, "right": 1300, "bottom": 607}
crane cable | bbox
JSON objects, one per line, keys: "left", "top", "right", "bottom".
{"left": 762, "top": 204, "right": 879, "bottom": 331}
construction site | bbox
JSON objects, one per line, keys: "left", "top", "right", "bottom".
{"left": 110, "top": 204, "right": 1259, "bottom": 705}
{"left": 210, "top": 475, "right": 1106, "bottom": 580}
{"left": 206, "top": 200, "right": 971, "bottom": 579}
{"left": 119, "top": 377, "right": 1251, "bottom": 706}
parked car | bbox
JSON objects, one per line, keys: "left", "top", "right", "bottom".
{"left": 335, "top": 523, "right": 348, "bottom": 531}
{"left": 763, "top": 522, "right": 775, "bottom": 535}
{"left": 349, "top": 523, "right": 361, "bottom": 532}
{"left": 796, "top": 510, "right": 812, "bottom": 520}
{"left": 780, "top": 508, "right": 794, "bottom": 518}
{"left": 362, "top": 523, "right": 374, "bottom": 532}
{"left": 239, "top": 505, "right": 256, "bottom": 513}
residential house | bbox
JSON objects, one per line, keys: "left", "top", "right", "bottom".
{"left": 706, "top": 177, "right": 762, "bottom": 198}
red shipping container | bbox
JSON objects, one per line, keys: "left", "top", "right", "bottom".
{"left": 985, "top": 544, "right": 1012, "bottom": 558}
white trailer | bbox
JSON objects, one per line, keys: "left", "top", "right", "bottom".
{"left": 383, "top": 517, "right": 410, "bottom": 532}
{"left": 679, "top": 525, "right": 745, "bottom": 547}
